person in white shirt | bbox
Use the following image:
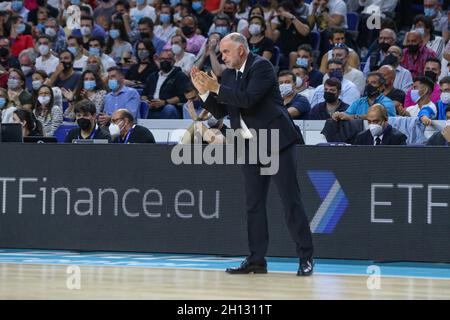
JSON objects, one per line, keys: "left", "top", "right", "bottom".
{"left": 154, "top": 4, "right": 178, "bottom": 43}
{"left": 131, "top": 0, "right": 156, "bottom": 24}
{"left": 308, "top": 0, "right": 348, "bottom": 30}
{"left": 323, "top": 44, "right": 365, "bottom": 94}
{"left": 67, "top": 35, "right": 88, "bottom": 72}
{"left": 406, "top": 76, "right": 437, "bottom": 125}
{"left": 171, "top": 35, "right": 196, "bottom": 76}
{"left": 311, "top": 59, "right": 360, "bottom": 107}
{"left": 292, "top": 65, "right": 315, "bottom": 104}
{"left": 35, "top": 35, "right": 60, "bottom": 76}
{"left": 88, "top": 36, "right": 116, "bottom": 73}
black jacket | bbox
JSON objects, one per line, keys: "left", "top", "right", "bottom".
{"left": 113, "top": 125, "right": 155, "bottom": 144}
{"left": 353, "top": 124, "right": 407, "bottom": 145}
{"left": 321, "top": 119, "right": 364, "bottom": 144}
{"left": 202, "top": 52, "right": 302, "bottom": 153}
{"left": 142, "top": 66, "right": 189, "bottom": 104}
{"left": 64, "top": 125, "right": 111, "bottom": 143}
{"left": 426, "top": 131, "right": 449, "bottom": 146}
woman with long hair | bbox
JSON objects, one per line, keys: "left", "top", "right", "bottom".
{"left": 32, "top": 84, "right": 63, "bottom": 137}
{"left": 105, "top": 19, "right": 133, "bottom": 66}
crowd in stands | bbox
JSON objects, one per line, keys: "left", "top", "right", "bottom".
{"left": 0, "top": 0, "right": 449, "bottom": 145}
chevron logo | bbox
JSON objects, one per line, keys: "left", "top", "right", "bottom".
{"left": 307, "top": 171, "right": 349, "bottom": 234}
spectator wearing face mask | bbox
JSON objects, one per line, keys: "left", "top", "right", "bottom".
{"left": 30, "top": 70, "right": 63, "bottom": 113}
{"left": 47, "top": 50, "right": 82, "bottom": 91}
{"left": 192, "top": 0, "right": 215, "bottom": 36}
{"left": 7, "top": 68, "right": 32, "bottom": 110}
{"left": 88, "top": 36, "right": 117, "bottom": 73}
{"left": 8, "top": 16, "right": 34, "bottom": 58}
{"left": 363, "top": 29, "right": 398, "bottom": 77}
{"left": 436, "top": 76, "right": 450, "bottom": 120}
{"left": 170, "top": 35, "right": 196, "bottom": 76}
{"left": 67, "top": 36, "right": 88, "bottom": 72}
{"left": 136, "top": 17, "right": 166, "bottom": 55}
{"left": 401, "top": 30, "right": 437, "bottom": 79}
{"left": 378, "top": 65, "right": 406, "bottom": 115}
{"left": 105, "top": 19, "right": 133, "bottom": 66}
{"left": 10, "top": 1, "right": 30, "bottom": 22}
{"left": 109, "top": 109, "right": 155, "bottom": 144}
{"left": 290, "top": 44, "right": 323, "bottom": 88}
{"left": 182, "top": 85, "right": 204, "bottom": 119}
{"left": 180, "top": 15, "right": 206, "bottom": 55}
{"left": 28, "top": 0, "right": 58, "bottom": 25}
{"left": 381, "top": 45, "right": 414, "bottom": 93}
{"left": 33, "top": 84, "right": 63, "bottom": 137}
{"left": 412, "top": 15, "right": 445, "bottom": 60}
{"left": 125, "top": 39, "right": 158, "bottom": 88}
{"left": 278, "top": 70, "right": 311, "bottom": 119}
{"left": 65, "top": 99, "right": 111, "bottom": 143}
{"left": 130, "top": 0, "right": 157, "bottom": 25}
{"left": 75, "top": 15, "right": 107, "bottom": 49}
{"left": 353, "top": 104, "right": 407, "bottom": 146}
{"left": 427, "top": 106, "right": 450, "bottom": 145}
{"left": 333, "top": 72, "right": 396, "bottom": 120}
{"left": 62, "top": 70, "right": 108, "bottom": 121}
{"left": 309, "top": 78, "right": 348, "bottom": 120}
{"left": 35, "top": 35, "right": 59, "bottom": 76}
{"left": 423, "top": 0, "right": 448, "bottom": 36}
{"left": 207, "top": 13, "right": 232, "bottom": 40}
{"left": 18, "top": 48, "right": 37, "bottom": 92}
{"left": 0, "top": 87, "right": 14, "bottom": 123}
{"left": 0, "top": 37, "right": 20, "bottom": 73}
{"left": 310, "top": 59, "right": 360, "bottom": 108}
{"left": 404, "top": 57, "right": 441, "bottom": 108}
{"left": 154, "top": 4, "right": 178, "bottom": 43}
{"left": 247, "top": 15, "right": 274, "bottom": 62}
{"left": 406, "top": 76, "right": 437, "bottom": 126}
{"left": 44, "top": 18, "right": 66, "bottom": 55}
{"left": 292, "top": 65, "right": 315, "bottom": 104}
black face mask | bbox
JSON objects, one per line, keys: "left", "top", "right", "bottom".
{"left": 139, "top": 32, "right": 150, "bottom": 40}
{"left": 408, "top": 44, "right": 420, "bottom": 54}
{"left": 63, "top": 62, "right": 73, "bottom": 70}
{"left": 37, "top": 0, "right": 46, "bottom": 6}
{"left": 379, "top": 42, "right": 390, "bottom": 52}
{"left": 381, "top": 54, "right": 398, "bottom": 67}
{"left": 0, "top": 47, "right": 9, "bottom": 58}
{"left": 181, "top": 26, "right": 194, "bottom": 37}
{"left": 160, "top": 61, "right": 173, "bottom": 73}
{"left": 366, "top": 84, "right": 381, "bottom": 98}
{"left": 424, "top": 70, "right": 438, "bottom": 82}
{"left": 324, "top": 91, "right": 338, "bottom": 104}
{"left": 77, "top": 118, "right": 92, "bottom": 131}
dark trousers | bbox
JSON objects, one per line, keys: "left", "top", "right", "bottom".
{"left": 241, "top": 144, "right": 314, "bottom": 263}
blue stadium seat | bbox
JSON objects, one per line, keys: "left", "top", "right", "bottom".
{"left": 310, "top": 31, "right": 321, "bottom": 52}
{"left": 347, "top": 12, "right": 360, "bottom": 31}
{"left": 54, "top": 124, "right": 77, "bottom": 143}
{"left": 139, "top": 101, "right": 149, "bottom": 119}
{"left": 272, "top": 45, "right": 281, "bottom": 68}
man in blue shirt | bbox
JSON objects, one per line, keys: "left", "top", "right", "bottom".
{"left": 333, "top": 72, "right": 396, "bottom": 121}
{"left": 278, "top": 70, "right": 311, "bottom": 119}
{"left": 100, "top": 67, "right": 141, "bottom": 126}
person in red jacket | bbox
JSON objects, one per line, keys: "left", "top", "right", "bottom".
{"left": 8, "top": 16, "right": 34, "bottom": 58}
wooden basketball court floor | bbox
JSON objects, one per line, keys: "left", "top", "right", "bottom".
{"left": 0, "top": 250, "right": 449, "bottom": 299}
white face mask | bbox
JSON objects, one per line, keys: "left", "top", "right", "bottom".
{"left": 296, "top": 76, "right": 303, "bottom": 88}
{"left": 248, "top": 24, "right": 262, "bottom": 36}
{"left": 171, "top": 44, "right": 183, "bottom": 55}
{"left": 38, "top": 44, "right": 49, "bottom": 56}
{"left": 369, "top": 124, "right": 383, "bottom": 137}
{"left": 81, "top": 26, "right": 91, "bottom": 36}
{"left": 38, "top": 95, "right": 51, "bottom": 106}
{"left": 32, "top": 80, "right": 43, "bottom": 91}
{"left": 441, "top": 92, "right": 450, "bottom": 104}
{"left": 279, "top": 83, "right": 293, "bottom": 97}
{"left": 109, "top": 122, "right": 121, "bottom": 137}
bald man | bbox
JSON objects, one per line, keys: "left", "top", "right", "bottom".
{"left": 363, "top": 29, "right": 397, "bottom": 76}
{"left": 383, "top": 45, "right": 414, "bottom": 93}
{"left": 353, "top": 104, "right": 407, "bottom": 146}
{"left": 401, "top": 30, "right": 437, "bottom": 78}
{"left": 378, "top": 65, "right": 406, "bottom": 115}
{"left": 110, "top": 109, "right": 155, "bottom": 144}
{"left": 191, "top": 33, "right": 314, "bottom": 276}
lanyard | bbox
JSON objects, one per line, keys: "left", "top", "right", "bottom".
{"left": 78, "top": 125, "right": 97, "bottom": 140}
{"left": 121, "top": 126, "right": 135, "bottom": 144}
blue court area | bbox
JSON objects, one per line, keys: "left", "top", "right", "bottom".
{"left": 0, "top": 249, "right": 449, "bottom": 280}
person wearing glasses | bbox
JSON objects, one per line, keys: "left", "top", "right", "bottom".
{"left": 109, "top": 109, "right": 155, "bottom": 144}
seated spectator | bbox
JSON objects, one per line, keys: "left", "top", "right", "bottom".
{"left": 30, "top": 70, "right": 63, "bottom": 113}
{"left": 65, "top": 99, "right": 111, "bottom": 143}
{"left": 413, "top": 15, "right": 445, "bottom": 60}
{"left": 137, "top": 17, "right": 166, "bottom": 55}
{"left": 319, "top": 28, "right": 360, "bottom": 73}
{"left": 404, "top": 57, "right": 442, "bottom": 108}
{"left": 310, "top": 59, "right": 360, "bottom": 108}
{"left": 289, "top": 44, "right": 323, "bottom": 88}
{"left": 35, "top": 35, "right": 59, "bottom": 75}
{"left": 378, "top": 65, "right": 406, "bottom": 114}
{"left": 105, "top": 19, "right": 133, "bottom": 66}
{"left": 88, "top": 36, "right": 117, "bottom": 73}
{"left": 309, "top": 78, "right": 348, "bottom": 120}
{"left": 292, "top": 65, "right": 315, "bottom": 104}
{"left": 142, "top": 49, "right": 189, "bottom": 119}
{"left": 247, "top": 15, "right": 274, "bottom": 62}
{"left": 67, "top": 36, "right": 88, "bottom": 72}
{"left": 10, "top": 0, "right": 29, "bottom": 22}
{"left": 110, "top": 109, "right": 155, "bottom": 144}
{"left": 192, "top": 0, "right": 215, "bottom": 36}
{"left": 182, "top": 85, "right": 204, "bottom": 119}
{"left": 0, "top": 37, "right": 20, "bottom": 72}
{"left": 207, "top": 13, "right": 232, "bottom": 38}
{"left": 333, "top": 72, "right": 396, "bottom": 120}
{"left": 12, "top": 109, "right": 43, "bottom": 137}
{"left": 194, "top": 32, "right": 225, "bottom": 76}
{"left": 323, "top": 44, "right": 365, "bottom": 95}
{"left": 125, "top": 39, "right": 158, "bottom": 88}
{"left": 48, "top": 50, "right": 82, "bottom": 91}
{"left": 154, "top": 4, "right": 178, "bottom": 43}
{"left": 84, "top": 55, "right": 108, "bottom": 82}
{"left": 423, "top": 0, "right": 448, "bottom": 37}
{"left": 353, "top": 104, "right": 407, "bottom": 146}
{"left": 101, "top": 67, "right": 141, "bottom": 126}
{"left": 76, "top": 15, "right": 107, "bottom": 48}
{"left": 28, "top": 0, "right": 59, "bottom": 25}
{"left": 427, "top": 106, "right": 450, "bottom": 146}
{"left": 171, "top": 35, "right": 196, "bottom": 76}
{"left": 401, "top": 30, "right": 437, "bottom": 79}
{"left": 363, "top": 29, "right": 397, "bottom": 76}
{"left": 278, "top": 70, "right": 310, "bottom": 119}
{"left": 62, "top": 70, "right": 107, "bottom": 120}
{"left": 8, "top": 15, "right": 34, "bottom": 58}
{"left": 32, "top": 84, "right": 63, "bottom": 137}
{"left": 18, "top": 48, "right": 36, "bottom": 91}
{"left": 382, "top": 45, "right": 414, "bottom": 93}
{"left": 436, "top": 76, "right": 450, "bottom": 120}
{"left": 7, "top": 68, "right": 32, "bottom": 110}
{"left": 0, "top": 88, "right": 14, "bottom": 123}
{"left": 130, "top": 0, "right": 157, "bottom": 24}
{"left": 44, "top": 17, "right": 67, "bottom": 55}
{"left": 180, "top": 15, "right": 206, "bottom": 55}
{"left": 406, "top": 76, "right": 437, "bottom": 126}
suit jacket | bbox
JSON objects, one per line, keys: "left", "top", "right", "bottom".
{"left": 353, "top": 124, "right": 407, "bottom": 146}
{"left": 426, "top": 131, "right": 449, "bottom": 146}
{"left": 202, "top": 52, "right": 301, "bottom": 153}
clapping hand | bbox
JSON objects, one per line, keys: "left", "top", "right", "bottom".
{"left": 61, "top": 88, "right": 74, "bottom": 102}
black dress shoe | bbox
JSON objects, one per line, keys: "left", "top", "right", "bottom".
{"left": 226, "top": 260, "right": 267, "bottom": 274}
{"left": 297, "top": 258, "right": 314, "bottom": 276}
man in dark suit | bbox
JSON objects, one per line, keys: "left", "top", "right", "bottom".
{"left": 110, "top": 109, "right": 155, "bottom": 144}
{"left": 191, "top": 33, "right": 314, "bottom": 276}
{"left": 353, "top": 104, "right": 407, "bottom": 146}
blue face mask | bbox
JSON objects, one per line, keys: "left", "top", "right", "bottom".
{"left": 411, "top": 89, "right": 421, "bottom": 103}
{"left": 424, "top": 7, "right": 436, "bottom": 17}
{"left": 296, "top": 57, "right": 309, "bottom": 68}
{"left": 192, "top": 1, "right": 203, "bottom": 12}
{"left": 71, "top": 0, "right": 81, "bottom": 5}
{"left": 67, "top": 46, "right": 77, "bottom": 56}
{"left": 89, "top": 47, "right": 101, "bottom": 57}
{"left": 109, "top": 29, "right": 120, "bottom": 40}
{"left": 12, "top": 1, "right": 23, "bottom": 12}
{"left": 136, "top": 0, "right": 146, "bottom": 5}
{"left": 160, "top": 14, "right": 171, "bottom": 24}
{"left": 108, "top": 79, "right": 120, "bottom": 91}
{"left": 84, "top": 80, "right": 96, "bottom": 91}
{"left": 170, "top": 0, "right": 180, "bottom": 7}
{"left": 328, "top": 70, "right": 343, "bottom": 81}
{"left": 0, "top": 97, "right": 6, "bottom": 108}
{"left": 16, "top": 23, "right": 26, "bottom": 34}
{"left": 215, "top": 26, "right": 229, "bottom": 36}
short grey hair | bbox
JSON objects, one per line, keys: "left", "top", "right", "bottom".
{"left": 380, "top": 28, "right": 397, "bottom": 42}
{"left": 225, "top": 32, "right": 249, "bottom": 53}
{"left": 19, "top": 48, "right": 37, "bottom": 64}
